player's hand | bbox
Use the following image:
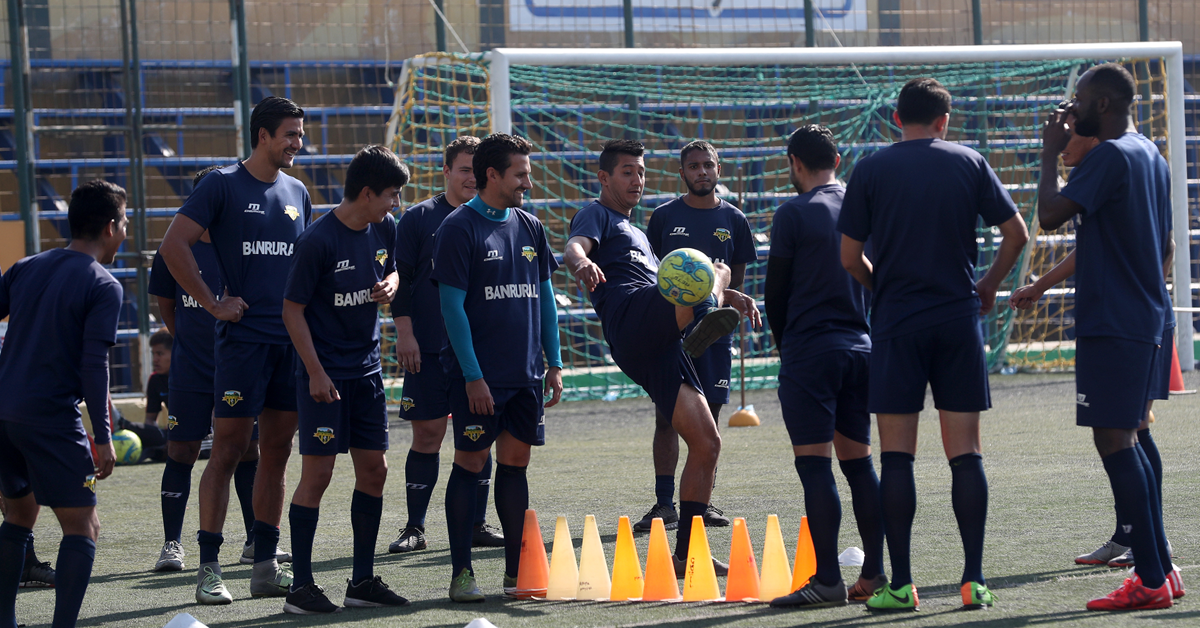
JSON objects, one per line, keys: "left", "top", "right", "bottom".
{"left": 1042, "top": 107, "right": 1070, "bottom": 157}
{"left": 309, "top": 370, "right": 341, "bottom": 404}
{"left": 723, "top": 289, "right": 762, "bottom": 329}
{"left": 209, "top": 288, "right": 248, "bottom": 323}
{"left": 94, "top": 441, "right": 116, "bottom": 480}
{"left": 572, "top": 260, "right": 606, "bottom": 292}
{"left": 371, "top": 278, "right": 397, "bottom": 304}
{"left": 1009, "top": 284, "right": 1044, "bottom": 310}
{"left": 544, "top": 366, "right": 563, "bottom": 408}
{"left": 465, "top": 378, "right": 494, "bottom": 415}
{"left": 395, "top": 334, "right": 421, "bottom": 373}
{"left": 976, "top": 278, "right": 999, "bottom": 315}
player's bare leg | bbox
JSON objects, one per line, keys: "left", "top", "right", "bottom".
{"left": 670, "top": 384, "right": 725, "bottom": 575}
{"left": 198, "top": 418, "right": 254, "bottom": 536}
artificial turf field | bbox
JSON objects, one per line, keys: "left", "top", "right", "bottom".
{"left": 13, "top": 370, "right": 1200, "bottom": 628}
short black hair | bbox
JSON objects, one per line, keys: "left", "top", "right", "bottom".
{"left": 444, "top": 135, "right": 481, "bottom": 168}
{"left": 599, "top": 139, "right": 645, "bottom": 174}
{"left": 787, "top": 124, "right": 839, "bottom": 171}
{"left": 473, "top": 133, "right": 533, "bottom": 191}
{"left": 150, "top": 328, "right": 173, "bottom": 351}
{"left": 192, "top": 165, "right": 223, "bottom": 189}
{"left": 249, "top": 96, "right": 305, "bottom": 149}
{"left": 344, "top": 145, "right": 409, "bottom": 201}
{"left": 68, "top": 179, "right": 126, "bottom": 240}
{"left": 679, "top": 140, "right": 717, "bottom": 166}
{"left": 896, "top": 77, "right": 952, "bottom": 126}
{"left": 1086, "top": 63, "right": 1137, "bottom": 112}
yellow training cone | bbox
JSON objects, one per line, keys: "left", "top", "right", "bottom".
{"left": 682, "top": 516, "right": 721, "bottom": 601}
{"left": 514, "top": 509, "right": 549, "bottom": 598}
{"left": 545, "top": 516, "right": 578, "bottom": 600}
{"left": 791, "top": 515, "right": 817, "bottom": 591}
{"left": 642, "top": 518, "right": 681, "bottom": 601}
{"left": 759, "top": 514, "right": 793, "bottom": 601}
{"left": 610, "top": 516, "right": 644, "bottom": 601}
{"left": 723, "top": 517, "right": 760, "bottom": 602}
{"left": 576, "top": 515, "right": 611, "bottom": 600}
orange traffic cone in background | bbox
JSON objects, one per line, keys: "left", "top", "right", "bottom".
{"left": 790, "top": 516, "right": 816, "bottom": 591}
{"left": 642, "top": 518, "right": 681, "bottom": 602}
{"left": 514, "top": 509, "right": 549, "bottom": 598}
{"left": 545, "top": 515, "right": 578, "bottom": 600}
{"left": 610, "top": 516, "right": 644, "bottom": 601}
{"left": 1169, "top": 338, "right": 1195, "bottom": 394}
{"left": 682, "top": 516, "right": 721, "bottom": 601}
{"left": 723, "top": 517, "right": 760, "bottom": 602}
{"left": 759, "top": 514, "right": 792, "bottom": 601}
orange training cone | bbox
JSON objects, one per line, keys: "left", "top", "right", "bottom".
{"left": 682, "top": 516, "right": 721, "bottom": 601}
{"left": 514, "top": 509, "right": 549, "bottom": 598}
{"left": 576, "top": 515, "right": 611, "bottom": 600}
{"left": 1169, "top": 339, "right": 1195, "bottom": 394}
{"left": 610, "top": 516, "right": 644, "bottom": 601}
{"left": 545, "top": 515, "right": 578, "bottom": 600}
{"left": 642, "top": 518, "right": 681, "bottom": 602}
{"left": 723, "top": 517, "right": 760, "bottom": 602}
{"left": 759, "top": 514, "right": 792, "bottom": 601}
{"left": 791, "top": 516, "right": 817, "bottom": 591}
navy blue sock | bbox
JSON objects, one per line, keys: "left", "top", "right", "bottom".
{"left": 288, "top": 504, "right": 319, "bottom": 588}
{"left": 949, "top": 453, "right": 988, "bottom": 585}
{"left": 52, "top": 535, "right": 95, "bottom": 628}
{"left": 23, "top": 534, "right": 38, "bottom": 567}
{"left": 795, "top": 456, "right": 842, "bottom": 586}
{"left": 404, "top": 450, "right": 439, "bottom": 529}
{"left": 880, "top": 452, "right": 916, "bottom": 588}
{"left": 350, "top": 490, "right": 383, "bottom": 583}
{"left": 160, "top": 457, "right": 193, "bottom": 543}
{"left": 1135, "top": 444, "right": 1173, "bottom": 573}
{"left": 1102, "top": 447, "right": 1165, "bottom": 589}
{"left": 233, "top": 459, "right": 258, "bottom": 539}
{"left": 655, "top": 475, "right": 676, "bottom": 508}
{"left": 0, "top": 522, "right": 32, "bottom": 628}
{"left": 476, "top": 453, "right": 494, "bottom": 526}
{"left": 1111, "top": 515, "right": 1131, "bottom": 547}
{"left": 197, "top": 530, "right": 223, "bottom": 565}
{"left": 675, "top": 500, "right": 707, "bottom": 560}
{"left": 1137, "top": 429, "right": 1164, "bottom": 512}
{"left": 252, "top": 519, "right": 280, "bottom": 564}
{"left": 691, "top": 294, "right": 717, "bottom": 321}
{"left": 494, "top": 463, "right": 529, "bottom": 577}
{"left": 445, "top": 463, "right": 478, "bottom": 576}
{"left": 839, "top": 455, "right": 884, "bottom": 579}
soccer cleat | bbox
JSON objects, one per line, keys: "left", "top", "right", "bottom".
{"left": 683, "top": 307, "right": 741, "bottom": 359}
{"left": 503, "top": 573, "right": 518, "bottom": 597}
{"left": 1107, "top": 548, "right": 1135, "bottom": 568}
{"left": 344, "top": 575, "right": 411, "bottom": 608}
{"left": 249, "top": 559, "right": 293, "bottom": 598}
{"left": 240, "top": 540, "right": 293, "bottom": 565}
{"left": 1076, "top": 540, "right": 1130, "bottom": 565}
{"left": 1086, "top": 574, "right": 1172, "bottom": 610}
{"left": 672, "top": 554, "right": 729, "bottom": 578}
{"left": 449, "top": 568, "right": 486, "bottom": 603}
{"left": 961, "top": 581, "right": 997, "bottom": 609}
{"left": 1167, "top": 565, "right": 1185, "bottom": 599}
{"left": 389, "top": 526, "right": 427, "bottom": 553}
{"left": 283, "top": 582, "right": 342, "bottom": 615}
{"left": 633, "top": 502, "right": 679, "bottom": 532}
{"left": 153, "top": 540, "right": 185, "bottom": 572}
{"left": 19, "top": 561, "right": 55, "bottom": 588}
{"left": 702, "top": 504, "right": 730, "bottom": 527}
{"left": 847, "top": 574, "right": 889, "bottom": 602}
{"left": 866, "top": 583, "right": 919, "bottom": 612}
{"left": 769, "top": 576, "right": 848, "bottom": 609}
{"left": 472, "top": 522, "right": 505, "bottom": 548}
{"left": 195, "top": 563, "right": 233, "bottom": 605}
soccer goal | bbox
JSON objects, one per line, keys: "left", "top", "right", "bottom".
{"left": 385, "top": 42, "right": 1191, "bottom": 400}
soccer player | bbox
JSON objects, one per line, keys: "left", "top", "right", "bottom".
{"left": 640, "top": 140, "right": 756, "bottom": 532}
{"left": 389, "top": 135, "right": 505, "bottom": 554}
{"left": 159, "top": 96, "right": 312, "bottom": 603}
{"left": 765, "top": 125, "right": 885, "bottom": 608}
{"left": 0, "top": 179, "right": 127, "bottom": 628}
{"left": 432, "top": 133, "right": 562, "bottom": 602}
{"left": 839, "top": 78, "right": 1029, "bottom": 611}
{"left": 1038, "top": 63, "right": 1180, "bottom": 610}
{"left": 280, "top": 145, "right": 410, "bottom": 614}
{"left": 564, "top": 140, "right": 759, "bottom": 577}
{"left": 145, "top": 329, "right": 172, "bottom": 428}
{"left": 148, "top": 165, "right": 271, "bottom": 573}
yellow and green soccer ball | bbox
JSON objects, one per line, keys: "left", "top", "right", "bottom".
{"left": 657, "top": 248, "right": 715, "bottom": 307}
{"left": 112, "top": 429, "right": 142, "bottom": 465}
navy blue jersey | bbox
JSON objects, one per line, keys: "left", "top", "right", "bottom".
{"left": 432, "top": 206, "right": 558, "bottom": 387}
{"left": 148, "top": 243, "right": 223, "bottom": 392}
{"left": 0, "top": 249, "right": 123, "bottom": 426}
{"left": 1061, "top": 132, "right": 1171, "bottom": 344}
{"left": 177, "top": 163, "right": 312, "bottom": 344}
{"left": 395, "top": 193, "right": 456, "bottom": 353}
{"left": 770, "top": 184, "right": 871, "bottom": 358}
{"left": 647, "top": 197, "right": 758, "bottom": 268}
{"left": 838, "top": 139, "right": 1017, "bottom": 339}
{"left": 568, "top": 201, "right": 661, "bottom": 320}
{"left": 284, "top": 212, "right": 397, "bottom": 379}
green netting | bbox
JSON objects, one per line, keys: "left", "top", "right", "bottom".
{"left": 386, "top": 53, "right": 1172, "bottom": 401}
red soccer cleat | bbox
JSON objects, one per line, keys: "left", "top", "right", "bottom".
{"left": 1167, "top": 567, "right": 1185, "bottom": 599}
{"left": 1086, "top": 574, "right": 1173, "bottom": 611}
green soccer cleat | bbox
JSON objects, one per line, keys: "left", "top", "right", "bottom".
{"left": 449, "top": 568, "right": 486, "bottom": 603}
{"left": 961, "top": 582, "right": 996, "bottom": 609}
{"left": 195, "top": 563, "right": 233, "bottom": 605}
{"left": 503, "top": 573, "right": 518, "bottom": 598}
{"left": 866, "top": 583, "right": 918, "bottom": 612}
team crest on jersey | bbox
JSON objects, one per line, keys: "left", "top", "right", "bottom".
{"left": 401, "top": 397, "right": 416, "bottom": 411}
{"left": 521, "top": 246, "right": 537, "bottom": 261}
{"left": 376, "top": 248, "right": 389, "bottom": 266}
{"left": 713, "top": 228, "right": 732, "bottom": 242}
{"left": 464, "top": 425, "right": 486, "bottom": 442}
{"left": 313, "top": 427, "right": 335, "bottom": 444}
{"left": 222, "top": 390, "right": 244, "bottom": 406}
{"left": 167, "top": 415, "right": 179, "bottom": 430}
{"left": 284, "top": 205, "right": 300, "bottom": 221}
{"left": 83, "top": 474, "right": 97, "bottom": 493}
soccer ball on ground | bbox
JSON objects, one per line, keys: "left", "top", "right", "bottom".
{"left": 111, "top": 429, "right": 143, "bottom": 465}
{"left": 657, "top": 248, "right": 716, "bottom": 307}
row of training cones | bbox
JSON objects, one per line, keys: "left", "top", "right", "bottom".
{"left": 513, "top": 510, "right": 816, "bottom": 603}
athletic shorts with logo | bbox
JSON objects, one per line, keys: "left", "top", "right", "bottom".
{"left": 779, "top": 349, "right": 871, "bottom": 446}
{"left": 449, "top": 381, "right": 544, "bottom": 452}
{"left": 868, "top": 314, "right": 990, "bottom": 414}
{"left": 692, "top": 340, "right": 733, "bottom": 405}
{"left": 399, "top": 351, "right": 451, "bottom": 421}
{"left": 297, "top": 372, "right": 389, "bottom": 455}
{"left": 213, "top": 336, "right": 298, "bottom": 418}
{"left": 1076, "top": 337, "right": 1157, "bottom": 429}
{"left": 0, "top": 420, "right": 98, "bottom": 508}
{"left": 167, "top": 389, "right": 258, "bottom": 442}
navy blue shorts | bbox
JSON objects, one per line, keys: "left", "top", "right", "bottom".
{"left": 449, "top": 382, "right": 544, "bottom": 452}
{"left": 166, "top": 389, "right": 214, "bottom": 442}
{"left": 692, "top": 341, "right": 733, "bottom": 405}
{"left": 868, "top": 315, "right": 990, "bottom": 414}
{"left": 297, "top": 373, "right": 389, "bottom": 455}
{"left": 603, "top": 284, "right": 704, "bottom": 421}
{"left": 779, "top": 350, "right": 871, "bottom": 446}
{"left": 1147, "top": 327, "right": 1173, "bottom": 402}
{"left": 213, "top": 339, "right": 298, "bottom": 418}
{"left": 399, "top": 352, "right": 451, "bottom": 421}
{"left": 1076, "top": 337, "right": 1157, "bottom": 429}
{"left": 0, "top": 420, "right": 97, "bottom": 508}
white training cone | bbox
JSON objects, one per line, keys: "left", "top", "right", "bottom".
{"left": 464, "top": 619, "right": 499, "bottom": 628}
{"left": 838, "top": 546, "right": 865, "bottom": 566}
{"left": 164, "top": 614, "right": 208, "bottom": 628}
